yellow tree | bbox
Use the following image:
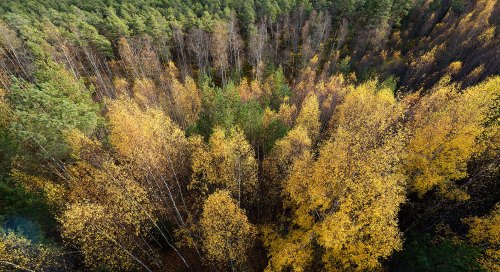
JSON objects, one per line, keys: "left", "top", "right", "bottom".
{"left": 263, "top": 126, "right": 312, "bottom": 197}
{"left": 106, "top": 97, "right": 196, "bottom": 255}
{"left": 405, "top": 76, "right": 499, "bottom": 199}
{"left": 165, "top": 61, "right": 201, "bottom": 128}
{"left": 295, "top": 93, "right": 321, "bottom": 142}
{"left": 107, "top": 97, "right": 190, "bottom": 185}
{"left": 265, "top": 81, "right": 407, "bottom": 271}
{"left": 237, "top": 78, "right": 263, "bottom": 103}
{"left": 467, "top": 203, "right": 500, "bottom": 271}
{"left": 60, "top": 131, "right": 157, "bottom": 271}
{"left": 200, "top": 190, "right": 256, "bottom": 270}
{"left": 132, "top": 77, "right": 158, "bottom": 107}
{"left": 190, "top": 127, "right": 258, "bottom": 206}
{"left": 0, "top": 230, "right": 62, "bottom": 272}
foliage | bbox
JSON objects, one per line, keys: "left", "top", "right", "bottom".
{"left": 0, "top": 1, "right": 498, "bottom": 271}
{"left": 200, "top": 190, "right": 256, "bottom": 268}
{"left": 6, "top": 63, "right": 99, "bottom": 162}
{"left": 190, "top": 127, "right": 258, "bottom": 205}
{"left": 467, "top": 204, "right": 500, "bottom": 271}
{"left": 405, "top": 77, "right": 498, "bottom": 199}
{"left": 389, "top": 233, "right": 483, "bottom": 272}
{"left": 0, "top": 229, "right": 64, "bottom": 272}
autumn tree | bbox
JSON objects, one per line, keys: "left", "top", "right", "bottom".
{"left": 265, "top": 81, "right": 407, "bottom": 271}
{"left": 405, "top": 76, "right": 499, "bottom": 199}
{"left": 188, "top": 28, "right": 210, "bottom": 73}
{"left": 295, "top": 93, "right": 321, "bottom": 142}
{"left": 200, "top": 190, "right": 256, "bottom": 270}
{"left": 248, "top": 22, "right": 268, "bottom": 80}
{"left": 190, "top": 127, "right": 258, "bottom": 206}
{"left": 467, "top": 203, "right": 500, "bottom": 271}
{"left": 60, "top": 131, "right": 158, "bottom": 271}
{"left": 263, "top": 125, "right": 311, "bottom": 199}
{"left": 0, "top": 229, "right": 64, "bottom": 272}
{"left": 132, "top": 77, "right": 159, "bottom": 107}
{"left": 210, "top": 21, "right": 229, "bottom": 83}
{"left": 107, "top": 97, "right": 191, "bottom": 220}
{"left": 227, "top": 12, "right": 243, "bottom": 78}
{"left": 165, "top": 61, "right": 202, "bottom": 128}
{"left": 108, "top": 97, "right": 189, "bottom": 176}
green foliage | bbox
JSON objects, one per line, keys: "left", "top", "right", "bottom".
{"left": 0, "top": 179, "right": 54, "bottom": 231}
{"left": 6, "top": 62, "right": 99, "bottom": 161}
{"left": 196, "top": 80, "right": 266, "bottom": 143}
{"left": 269, "top": 67, "right": 291, "bottom": 111}
{"left": 389, "top": 233, "right": 483, "bottom": 272}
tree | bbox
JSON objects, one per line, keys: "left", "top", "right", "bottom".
{"left": 104, "top": 7, "right": 130, "bottom": 41}
{"left": 165, "top": 61, "right": 202, "bottom": 129}
{"left": 262, "top": 125, "right": 311, "bottom": 220}
{"left": 0, "top": 229, "right": 64, "bottom": 272}
{"left": 210, "top": 21, "right": 229, "bottom": 83}
{"left": 188, "top": 28, "right": 210, "bottom": 73}
{"left": 107, "top": 97, "right": 190, "bottom": 180}
{"left": 248, "top": 22, "right": 268, "bottom": 80}
{"left": 132, "top": 77, "right": 159, "bottom": 107}
{"left": 107, "top": 97, "right": 191, "bottom": 220}
{"left": 295, "top": 93, "right": 320, "bottom": 142}
{"left": 6, "top": 62, "right": 99, "bottom": 162}
{"left": 227, "top": 12, "right": 244, "bottom": 78}
{"left": 467, "top": 203, "right": 500, "bottom": 271}
{"left": 190, "top": 127, "right": 258, "bottom": 206}
{"left": 263, "top": 125, "right": 311, "bottom": 192}
{"left": 265, "top": 81, "right": 407, "bottom": 271}
{"left": 200, "top": 190, "right": 256, "bottom": 269}
{"left": 405, "top": 76, "right": 499, "bottom": 199}
{"left": 60, "top": 143, "right": 157, "bottom": 271}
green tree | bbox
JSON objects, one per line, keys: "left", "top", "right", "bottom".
{"left": 7, "top": 61, "right": 99, "bottom": 162}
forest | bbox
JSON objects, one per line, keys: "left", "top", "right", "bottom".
{"left": 0, "top": 0, "right": 499, "bottom": 271}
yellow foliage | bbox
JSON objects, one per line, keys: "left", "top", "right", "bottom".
{"left": 479, "top": 26, "right": 495, "bottom": 43}
{"left": 264, "top": 126, "right": 312, "bottom": 188}
{"left": 0, "top": 231, "right": 61, "bottom": 271}
{"left": 411, "top": 44, "right": 445, "bottom": 73}
{"left": 163, "top": 61, "right": 202, "bottom": 128}
{"left": 107, "top": 97, "right": 190, "bottom": 181}
{"left": 132, "top": 77, "right": 158, "bottom": 107}
{"left": 61, "top": 160, "right": 156, "bottom": 271}
{"left": 447, "top": 61, "right": 462, "bottom": 75}
{"left": 200, "top": 190, "right": 256, "bottom": 268}
{"left": 277, "top": 102, "right": 297, "bottom": 127}
{"left": 190, "top": 127, "right": 258, "bottom": 204}
{"left": 263, "top": 226, "right": 314, "bottom": 272}
{"left": 113, "top": 77, "right": 130, "bottom": 97}
{"left": 171, "top": 75, "right": 201, "bottom": 128}
{"left": 65, "top": 128, "right": 105, "bottom": 164}
{"left": 467, "top": 204, "right": 500, "bottom": 271}
{"left": 11, "top": 170, "right": 65, "bottom": 210}
{"left": 468, "top": 64, "right": 485, "bottom": 80}
{"left": 237, "top": 78, "right": 263, "bottom": 102}
{"left": 405, "top": 76, "right": 498, "bottom": 198}
{"left": 295, "top": 93, "right": 320, "bottom": 142}
{"left": 266, "top": 81, "right": 407, "bottom": 271}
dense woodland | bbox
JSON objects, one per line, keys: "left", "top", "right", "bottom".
{"left": 0, "top": 0, "right": 499, "bottom": 271}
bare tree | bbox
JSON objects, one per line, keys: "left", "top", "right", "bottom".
{"left": 210, "top": 21, "right": 229, "bottom": 84}
{"left": 249, "top": 21, "right": 268, "bottom": 80}
{"left": 227, "top": 12, "right": 244, "bottom": 79}
{"left": 188, "top": 28, "right": 210, "bottom": 75}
